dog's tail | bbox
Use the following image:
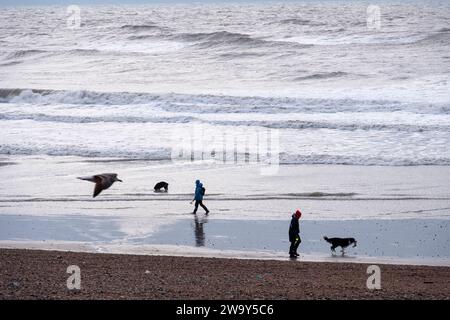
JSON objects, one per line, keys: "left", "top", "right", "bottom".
{"left": 323, "top": 236, "right": 330, "bottom": 243}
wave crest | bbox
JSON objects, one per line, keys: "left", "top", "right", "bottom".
{"left": 293, "top": 71, "right": 348, "bottom": 81}
{"left": 1, "top": 88, "right": 449, "bottom": 115}
{"left": 173, "top": 31, "right": 273, "bottom": 48}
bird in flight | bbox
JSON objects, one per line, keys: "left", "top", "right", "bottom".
{"left": 77, "top": 173, "right": 123, "bottom": 198}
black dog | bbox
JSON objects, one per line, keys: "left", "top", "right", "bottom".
{"left": 154, "top": 181, "right": 169, "bottom": 192}
{"left": 323, "top": 236, "right": 357, "bottom": 254}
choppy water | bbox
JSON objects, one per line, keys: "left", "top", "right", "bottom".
{"left": 0, "top": 2, "right": 450, "bottom": 165}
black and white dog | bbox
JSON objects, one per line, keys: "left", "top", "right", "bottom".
{"left": 154, "top": 181, "right": 169, "bottom": 192}
{"left": 323, "top": 236, "right": 357, "bottom": 254}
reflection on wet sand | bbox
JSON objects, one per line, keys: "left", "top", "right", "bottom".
{"left": 193, "top": 215, "right": 208, "bottom": 247}
{"left": 0, "top": 214, "right": 449, "bottom": 265}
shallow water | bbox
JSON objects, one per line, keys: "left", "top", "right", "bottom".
{"left": 0, "top": 214, "right": 449, "bottom": 265}
{"left": 1, "top": 156, "right": 450, "bottom": 220}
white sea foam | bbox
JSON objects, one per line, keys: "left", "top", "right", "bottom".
{"left": 0, "top": 88, "right": 449, "bottom": 165}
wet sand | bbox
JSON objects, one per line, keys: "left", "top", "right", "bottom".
{"left": 1, "top": 248, "right": 449, "bottom": 300}
{"left": 1, "top": 216, "right": 449, "bottom": 266}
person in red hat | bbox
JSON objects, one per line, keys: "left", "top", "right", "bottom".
{"left": 288, "top": 209, "right": 302, "bottom": 258}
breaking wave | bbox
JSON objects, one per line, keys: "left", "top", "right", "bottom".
{"left": 1, "top": 143, "right": 449, "bottom": 166}
{"left": 3, "top": 49, "right": 47, "bottom": 60}
{"left": 120, "top": 24, "right": 161, "bottom": 31}
{"left": 416, "top": 27, "right": 450, "bottom": 45}
{"left": 279, "top": 18, "right": 326, "bottom": 26}
{"left": 293, "top": 71, "right": 348, "bottom": 81}
{"left": 2, "top": 112, "right": 449, "bottom": 133}
{"left": 1, "top": 88, "right": 449, "bottom": 115}
{"left": 172, "top": 31, "right": 279, "bottom": 48}
{"left": 0, "top": 144, "right": 173, "bottom": 160}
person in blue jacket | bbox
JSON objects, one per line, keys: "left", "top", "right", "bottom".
{"left": 191, "top": 179, "right": 209, "bottom": 215}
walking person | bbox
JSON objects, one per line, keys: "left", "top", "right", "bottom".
{"left": 289, "top": 209, "right": 302, "bottom": 258}
{"left": 191, "top": 179, "right": 209, "bottom": 214}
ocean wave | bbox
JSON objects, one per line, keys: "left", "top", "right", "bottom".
{"left": 209, "top": 120, "right": 450, "bottom": 133}
{"left": 0, "top": 49, "right": 50, "bottom": 65}
{"left": 2, "top": 195, "right": 449, "bottom": 202}
{"left": 0, "top": 61, "right": 21, "bottom": 67}
{"left": 0, "top": 88, "right": 152, "bottom": 105}
{"left": 0, "top": 48, "right": 132, "bottom": 64}
{"left": 120, "top": 24, "right": 170, "bottom": 35}
{"left": 416, "top": 28, "right": 450, "bottom": 45}
{"left": 279, "top": 18, "right": 326, "bottom": 26}
{"left": 172, "top": 31, "right": 275, "bottom": 48}
{"left": 65, "top": 49, "right": 102, "bottom": 55}
{"left": 279, "top": 154, "right": 450, "bottom": 166}
{"left": 2, "top": 112, "right": 448, "bottom": 133}
{"left": 120, "top": 24, "right": 163, "bottom": 31}
{"left": 219, "top": 52, "right": 268, "bottom": 59}
{"left": 1, "top": 113, "right": 448, "bottom": 133}
{"left": 282, "top": 192, "right": 358, "bottom": 197}
{"left": 0, "top": 113, "right": 197, "bottom": 124}
{"left": 293, "top": 71, "right": 348, "bottom": 81}
{"left": 0, "top": 49, "right": 109, "bottom": 65}
{"left": 1, "top": 144, "right": 449, "bottom": 166}
{"left": 127, "top": 35, "right": 157, "bottom": 40}
{"left": 0, "top": 144, "right": 173, "bottom": 160}
{"left": 1, "top": 88, "right": 449, "bottom": 115}
{"left": 4, "top": 49, "right": 47, "bottom": 60}
{"left": 120, "top": 23, "right": 171, "bottom": 38}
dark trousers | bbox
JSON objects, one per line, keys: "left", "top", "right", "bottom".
{"left": 193, "top": 200, "right": 209, "bottom": 214}
{"left": 289, "top": 236, "right": 301, "bottom": 254}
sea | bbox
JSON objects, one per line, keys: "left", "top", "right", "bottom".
{"left": 0, "top": 1, "right": 449, "bottom": 165}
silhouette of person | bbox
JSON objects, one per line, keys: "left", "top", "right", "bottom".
{"left": 289, "top": 209, "right": 302, "bottom": 258}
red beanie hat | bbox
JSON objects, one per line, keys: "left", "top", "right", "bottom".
{"left": 295, "top": 210, "right": 302, "bottom": 218}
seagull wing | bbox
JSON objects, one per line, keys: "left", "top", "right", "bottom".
{"left": 77, "top": 176, "right": 96, "bottom": 182}
{"left": 92, "top": 174, "right": 117, "bottom": 198}
{"left": 93, "top": 176, "right": 105, "bottom": 198}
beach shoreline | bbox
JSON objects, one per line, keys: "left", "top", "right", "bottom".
{"left": 1, "top": 156, "right": 449, "bottom": 269}
{"left": 1, "top": 248, "right": 449, "bottom": 300}
{"left": 1, "top": 240, "right": 449, "bottom": 268}
{"left": 1, "top": 213, "right": 449, "bottom": 266}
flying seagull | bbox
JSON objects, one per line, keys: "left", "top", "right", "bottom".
{"left": 77, "top": 173, "right": 123, "bottom": 198}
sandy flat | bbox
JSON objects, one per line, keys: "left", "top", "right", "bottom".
{"left": 1, "top": 248, "right": 449, "bottom": 300}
